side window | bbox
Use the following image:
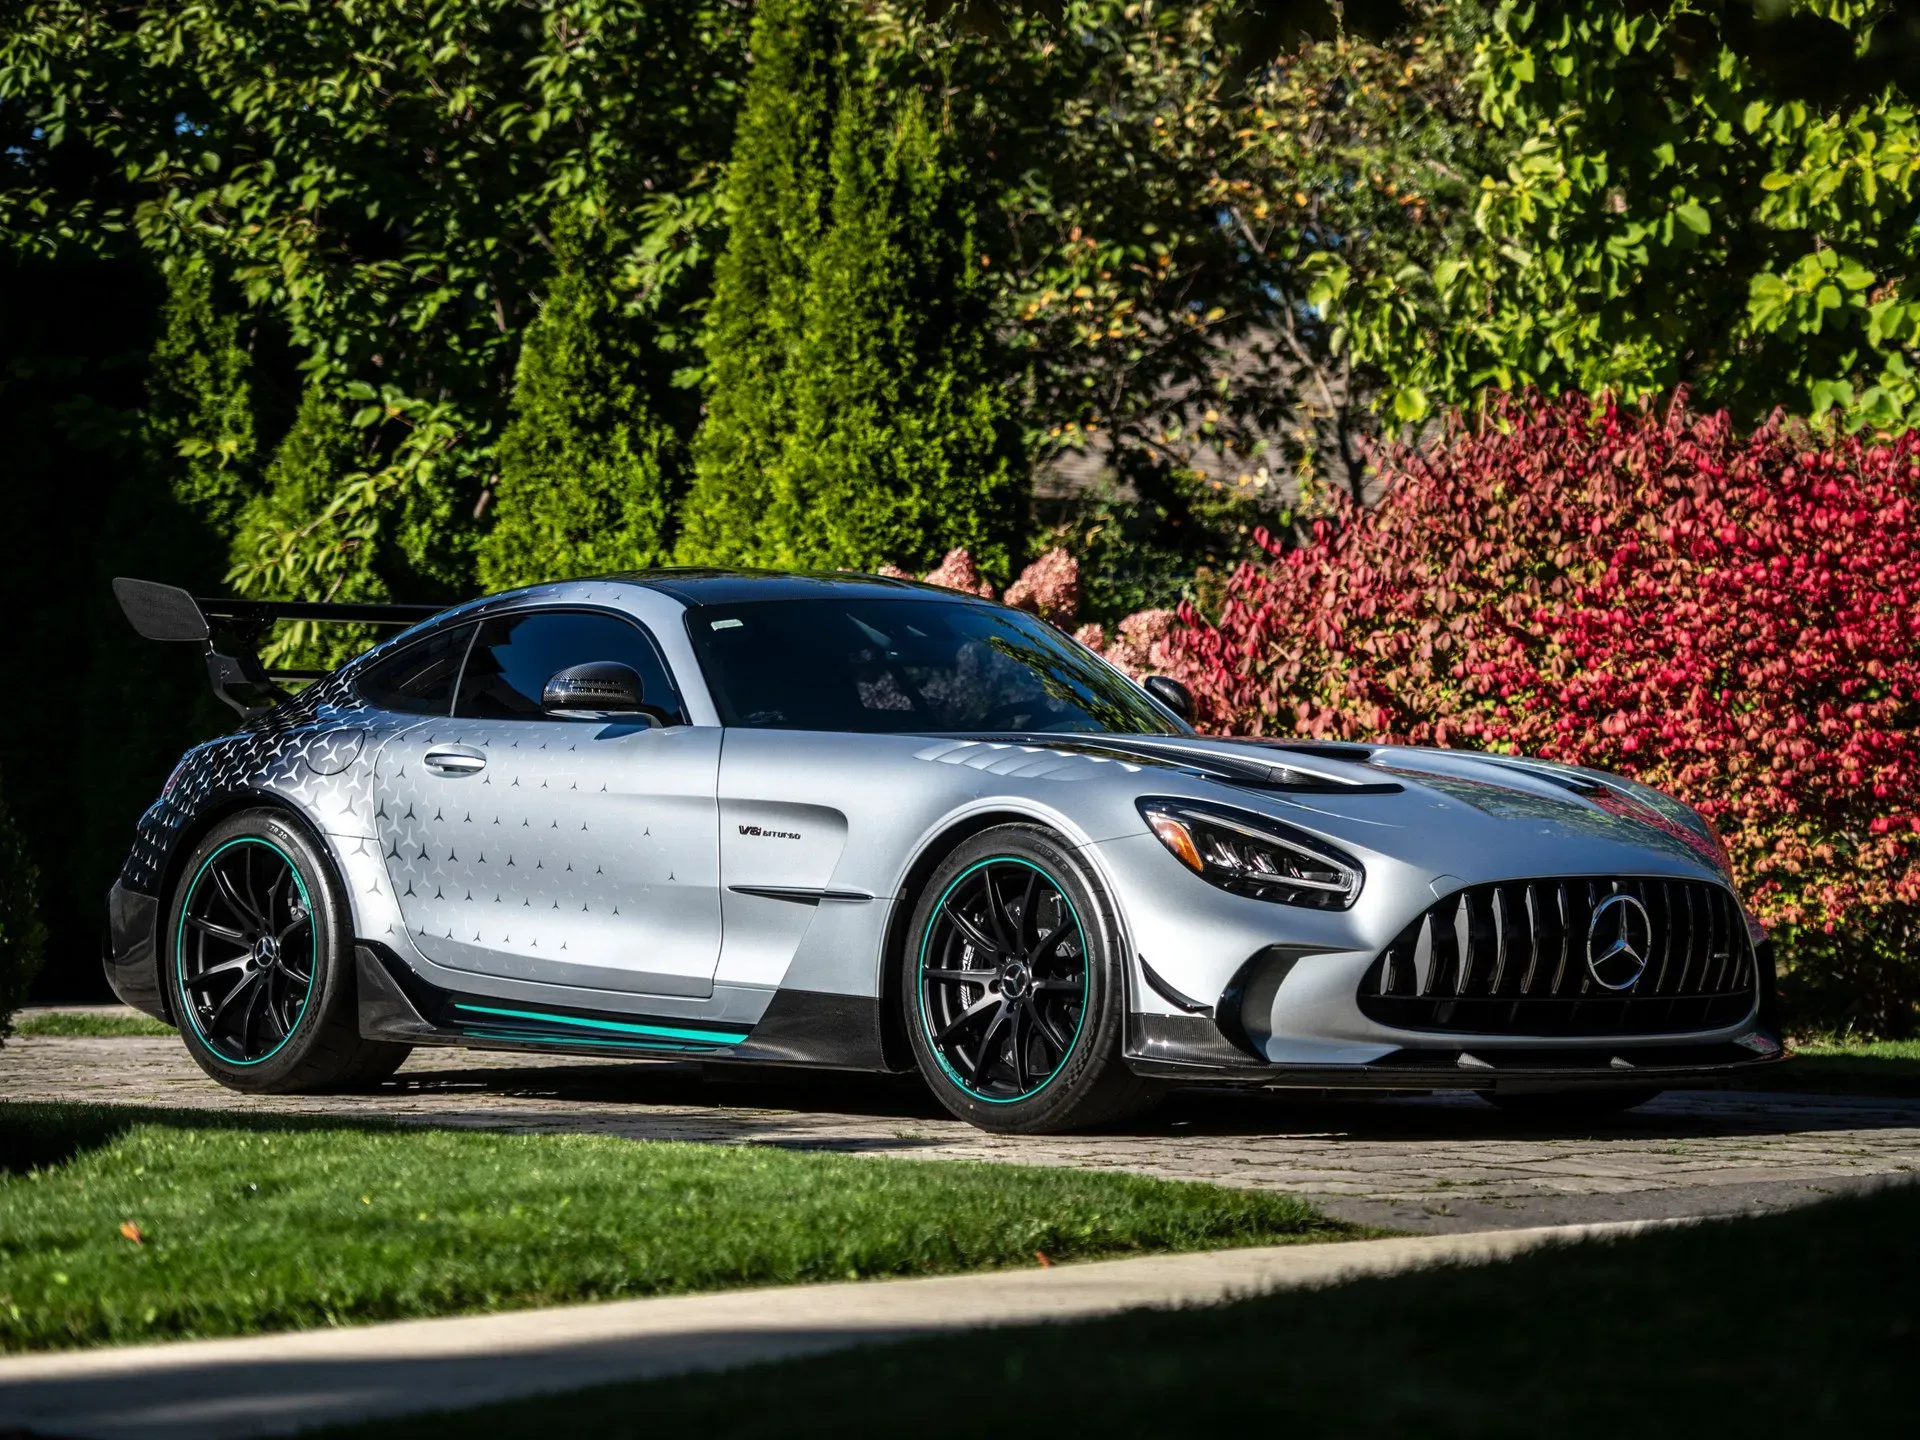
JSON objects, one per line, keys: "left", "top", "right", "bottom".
{"left": 355, "top": 623, "right": 475, "bottom": 715}
{"left": 455, "top": 610, "right": 686, "bottom": 723}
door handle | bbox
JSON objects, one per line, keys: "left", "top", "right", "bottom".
{"left": 423, "top": 746, "right": 487, "bottom": 777}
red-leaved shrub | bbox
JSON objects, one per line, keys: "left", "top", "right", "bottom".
{"left": 907, "top": 546, "right": 1079, "bottom": 615}
{"left": 1165, "top": 392, "right": 1920, "bottom": 1032}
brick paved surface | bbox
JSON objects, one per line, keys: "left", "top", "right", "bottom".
{"left": 5, "top": 1026, "right": 1917, "bottom": 1232}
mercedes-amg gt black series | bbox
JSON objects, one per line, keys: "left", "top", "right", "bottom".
{"left": 105, "top": 572, "right": 1783, "bottom": 1133}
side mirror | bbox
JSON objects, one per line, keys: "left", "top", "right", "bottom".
{"left": 542, "top": 661, "right": 652, "bottom": 719}
{"left": 1143, "top": 674, "right": 1194, "bottom": 724}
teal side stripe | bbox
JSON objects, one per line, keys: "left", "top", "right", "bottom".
{"left": 453, "top": 1003, "right": 750, "bottom": 1046}
{"left": 461, "top": 1028, "right": 731, "bottom": 1054}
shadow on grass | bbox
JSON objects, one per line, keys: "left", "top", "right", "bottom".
{"left": 1, "top": 1180, "right": 1884, "bottom": 1439}
{"left": 0, "top": 1101, "right": 412, "bottom": 1178}
{"left": 0, "top": 1098, "right": 1351, "bottom": 1357}
{"left": 310, "top": 1179, "right": 1920, "bottom": 1440}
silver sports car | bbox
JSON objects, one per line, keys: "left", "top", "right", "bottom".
{"left": 106, "top": 571, "right": 1783, "bottom": 1133}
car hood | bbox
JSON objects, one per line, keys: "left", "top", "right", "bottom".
{"left": 999, "top": 732, "right": 1733, "bottom": 886}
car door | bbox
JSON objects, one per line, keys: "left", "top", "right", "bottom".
{"left": 371, "top": 607, "right": 723, "bottom": 999}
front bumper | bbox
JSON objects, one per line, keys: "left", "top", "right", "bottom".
{"left": 1109, "top": 826, "right": 1783, "bottom": 1086}
{"left": 103, "top": 880, "right": 169, "bottom": 1022}
{"left": 1125, "top": 1010, "right": 1786, "bottom": 1090}
{"left": 1121, "top": 929, "right": 1789, "bottom": 1098}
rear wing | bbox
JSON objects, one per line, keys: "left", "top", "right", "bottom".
{"left": 113, "top": 578, "right": 444, "bottom": 717}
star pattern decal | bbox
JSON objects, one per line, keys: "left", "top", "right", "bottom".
{"left": 119, "top": 583, "right": 725, "bottom": 993}
{"left": 368, "top": 721, "right": 714, "bottom": 974}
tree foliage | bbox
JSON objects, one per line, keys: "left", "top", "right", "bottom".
{"left": 679, "top": 1, "right": 1022, "bottom": 574}
{"left": 230, "top": 382, "right": 384, "bottom": 668}
{"left": 0, "top": 244, "right": 230, "bottom": 998}
{"left": 908, "top": 1, "right": 1494, "bottom": 502}
{"left": 674, "top": 0, "right": 845, "bottom": 567}
{"left": 1319, "top": 1, "right": 1920, "bottom": 431}
{"left": 1, "top": 0, "right": 1473, "bottom": 597}
{"left": 1167, "top": 391, "right": 1920, "bottom": 1031}
{"left": 1, "top": 0, "right": 750, "bottom": 600}
{"left": 478, "top": 209, "right": 681, "bottom": 589}
{"left": 145, "top": 257, "right": 258, "bottom": 536}
{"left": 773, "top": 87, "right": 1023, "bottom": 573}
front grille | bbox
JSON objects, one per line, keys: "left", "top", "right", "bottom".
{"left": 1358, "top": 877, "right": 1755, "bottom": 1037}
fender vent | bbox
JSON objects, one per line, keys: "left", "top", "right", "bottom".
{"left": 1358, "top": 877, "right": 1755, "bottom": 1037}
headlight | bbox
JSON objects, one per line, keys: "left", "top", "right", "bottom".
{"left": 1137, "top": 798, "right": 1362, "bottom": 909}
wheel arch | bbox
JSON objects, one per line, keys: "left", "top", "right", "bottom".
{"left": 874, "top": 801, "right": 1136, "bottom": 1072}
{"left": 149, "top": 790, "right": 348, "bottom": 1022}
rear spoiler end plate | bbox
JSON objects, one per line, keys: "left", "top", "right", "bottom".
{"left": 113, "top": 578, "right": 444, "bottom": 716}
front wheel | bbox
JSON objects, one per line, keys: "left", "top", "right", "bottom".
{"left": 167, "top": 808, "right": 410, "bottom": 1093}
{"left": 902, "top": 825, "right": 1156, "bottom": 1134}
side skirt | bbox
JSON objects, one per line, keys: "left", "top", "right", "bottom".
{"left": 356, "top": 943, "right": 892, "bottom": 1070}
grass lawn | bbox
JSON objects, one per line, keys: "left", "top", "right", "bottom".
{"left": 11, "top": 1010, "right": 174, "bottom": 1038}
{"left": 1730, "top": 1038, "right": 1920, "bottom": 1098}
{"left": 329, "top": 1180, "right": 1920, "bottom": 1440}
{"left": 0, "top": 1102, "right": 1351, "bottom": 1353}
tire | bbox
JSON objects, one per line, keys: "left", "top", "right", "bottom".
{"left": 334, "top": 1039, "right": 415, "bottom": 1089}
{"left": 166, "top": 808, "right": 411, "bottom": 1093}
{"left": 1483, "top": 1086, "right": 1663, "bottom": 1117}
{"left": 901, "top": 824, "right": 1157, "bottom": 1134}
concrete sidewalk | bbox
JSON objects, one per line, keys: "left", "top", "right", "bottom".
{"left": 0, "top": 1218, "right": 1687, "bottom": 1440}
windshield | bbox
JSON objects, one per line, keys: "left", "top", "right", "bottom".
{"left": 684, "top": 597, "right": 1185, "bottom": 736}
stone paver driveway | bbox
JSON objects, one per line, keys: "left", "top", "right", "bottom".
{"left": 6, "top": 1028, "right": 1917, "bottom": 1232}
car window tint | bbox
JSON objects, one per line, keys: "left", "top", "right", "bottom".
{"left": 355, "top": 624, "right": 475, "bottom": 715}
{"left": 455, "top": 610, "right": 685, "bottom": 723}
{"left": 684, "top": 598, "right": 1180, "bottom": 736}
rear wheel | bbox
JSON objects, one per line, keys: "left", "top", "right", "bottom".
{"left": 167, "top": 809, "right": 410, "bottom": 1093}
{"left": 902, "top": 825, "right": 1156, "bottom": 1134}
{"left": 1483, "top": 1087, "right": 1663, "bottom": 1117}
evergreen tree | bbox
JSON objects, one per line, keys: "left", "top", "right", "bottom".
{"left": 232, "top": 383, "right": 368, "bottom": 589}
{"left": 477, "top": 210, "right": 680, "bottom": 590}
{"left": 230, "top": 381, "right": 388, "bottom": 668}
{"left": 673, "top": 0, "right": 844, "bottom": 566}
{"left": 772, "top": 88, "right": 1023, "bottom": 574}
{"left": 145, "top": 257, "right": 258, "bottom": 537}
{"left": 679, "top": 4, "right": 1022, "bottom": 573}
{"left": 68, "top": 257, "right": 251, "bottom": 972}
{"left": 0, "top": 772, "right": 47, "bottom": 1043}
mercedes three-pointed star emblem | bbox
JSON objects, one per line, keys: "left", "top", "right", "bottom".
{"left": 1587, "top": 892, "right": 1653, "bottom": 991}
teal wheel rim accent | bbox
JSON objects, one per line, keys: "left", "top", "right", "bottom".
{"left": 917, "top": 856, "right": 1089, "bottom": 1104}
{"left": 175, "top": 837, "right": 318, "bottom": 1066}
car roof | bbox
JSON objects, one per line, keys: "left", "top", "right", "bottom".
{"left": 594, "top": 568, "right": 982, "bottom": 606}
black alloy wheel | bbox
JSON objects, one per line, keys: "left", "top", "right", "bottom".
{"left": 177, "top": 837, "right": 317, "bottom": 1065}
{"left": 903, "top": 824, "right": 1158, "bottom": 1134}
{"left": 918, "top": 856, "right": 1089, "bottom": 1102}
{"left": 168, "top": 808, "right": 411, "bottom": 1093}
